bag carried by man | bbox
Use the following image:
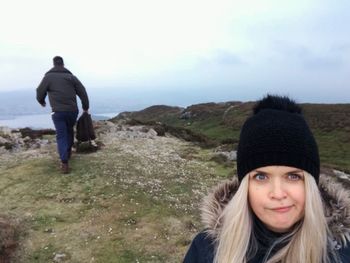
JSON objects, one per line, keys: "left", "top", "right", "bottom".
{"left": 76, "top": 112, "right": 96, "bottom": 142}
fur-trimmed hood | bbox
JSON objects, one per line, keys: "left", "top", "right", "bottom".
{"left": 201, "top": 174, "right": 350, "bottom": 249}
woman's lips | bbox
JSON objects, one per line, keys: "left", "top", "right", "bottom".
{"left": 270, "top": 205, "right": 293, "bottom": 213}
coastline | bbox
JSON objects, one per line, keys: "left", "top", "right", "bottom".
{"left": 0, "top": 112, "right": 119, "bottom": 129}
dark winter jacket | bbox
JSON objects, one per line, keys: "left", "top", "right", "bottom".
{"left": 76, "top": 112, "right": 96, "bottom": 142}
{"left": 36, "top": 66, "right": 89, "bottom": 112}
{"left": 184, "top": 174, "right": 350, "bottom": 263}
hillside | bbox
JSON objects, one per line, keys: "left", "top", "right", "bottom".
{"left": 113, "top": 101, "right": 350, "bottom": 172}
{"left": 1, "top": 100, "right": 350, "bottom": 262}
{"left": 0, "top": 121, "right": 234, "bottom": 262}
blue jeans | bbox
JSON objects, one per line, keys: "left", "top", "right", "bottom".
{"left": 52, "top": 111, "right": 78, "bottom": 163}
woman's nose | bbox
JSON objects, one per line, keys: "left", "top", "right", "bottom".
{"left": 269, "top": 181, "right": 287, "bottom": 199}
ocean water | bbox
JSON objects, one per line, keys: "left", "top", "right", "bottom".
{"left": 0, "top": 112, "right": 118, "bottom": 129}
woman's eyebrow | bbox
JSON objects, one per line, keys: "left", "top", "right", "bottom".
{"left": 252, "top": 170, "right": 268, "bottom": 174}
{"left": 252, "top": 169, "right": 303, "bottom": 175}
{"left": 286, "top": 169, "right": 303, "bottom": 173}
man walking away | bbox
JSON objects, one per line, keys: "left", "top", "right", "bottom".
{"left": 36, "top": 56, "right": 89, "bottom": 174}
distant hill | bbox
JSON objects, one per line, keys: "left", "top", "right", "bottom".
{"left": 112, "top": 101, "right": 350, "bottom": 172}
{"left": 115, "top": 105, "right": 184, "bottom": 122}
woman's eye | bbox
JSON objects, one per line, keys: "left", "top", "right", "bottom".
{"left": 288, "top": 173, "right": 302, "bottom": 181}
{"left": 254, "top": 173, "right": 267, "bottom": 181}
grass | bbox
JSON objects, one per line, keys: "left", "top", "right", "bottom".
{"left": 133, "top": 102, "right": 350, "bottom": 173}
{"left": 162, "top": 115, "right": 350, "bottom": 172}
{"left": 3, "top": 103, "right": 348, "bottom": 262}
{"left": 0, "top": 134, "right": 232, "bottom": 262}
{"left": 313, "top": 130, "right": 350, "bottom": 172}
{"left": 160, "top": 115, "right": 239, "bottom": 144}
{"left": 186, "top": 119, "right": 236, "bottom": 142}
{"left": 181, "top": 120, "right": 350, "bottom": 173}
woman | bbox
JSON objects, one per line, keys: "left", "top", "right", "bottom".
{"left": 183, "top": 95, "right": 350, "bottom": 263}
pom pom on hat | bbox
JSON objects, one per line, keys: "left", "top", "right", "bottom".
{"left": 253, "top": 95, "right": 302, "bottom": 115}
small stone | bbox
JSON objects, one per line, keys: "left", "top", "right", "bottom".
{"left": 53, "top": 253, "right": 67, "bottom": 262}
{"left": 44, "top": 228, "right": 54, "bottom": 233}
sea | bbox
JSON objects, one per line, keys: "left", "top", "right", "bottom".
{"left": 0, "top": 112, "right": 119, "bottom": 130}
{"left": 0, "top": 89, "right": 148, "bottom": 130}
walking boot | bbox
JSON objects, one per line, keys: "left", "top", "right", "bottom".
{"left": 61, "top": 162, "right": 69, "bottom": 174}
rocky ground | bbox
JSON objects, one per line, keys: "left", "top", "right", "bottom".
{"left": 0, "top": 121, "right": 236, "bottom": 263}
{"left": 1, "top": 120, "right": 349, "bottom": 263}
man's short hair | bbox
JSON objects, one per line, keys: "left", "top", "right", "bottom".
{"left": 53, "top": 56, "right": 64, "bottom": 66}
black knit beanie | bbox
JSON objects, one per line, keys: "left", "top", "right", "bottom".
{"left": 237, "top": 95, "right": 320, "bottom": 183}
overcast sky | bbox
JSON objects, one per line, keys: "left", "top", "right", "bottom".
{"left": 1, "top": 0, "right": 349, "bottom": 103}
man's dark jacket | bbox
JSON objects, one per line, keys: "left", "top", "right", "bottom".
{"left": 36, "top": 66, "right": 89, "bottom": 112}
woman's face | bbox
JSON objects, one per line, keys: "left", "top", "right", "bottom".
{"left": 248, "top": 165, "right": 305, "bottom": 233}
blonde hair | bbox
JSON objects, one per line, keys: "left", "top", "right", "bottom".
{"left": 214, "top": 173, "right": 333, "bottom": 263}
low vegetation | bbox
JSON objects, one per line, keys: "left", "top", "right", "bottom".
{"left": 117, "top": 102, "right": 350, "bottom": 172}
{"left": 0, "top": 127, "right": 233, "bottom": 262}
{"left": 1, "top": 100, "right": 349, "bottom": 262}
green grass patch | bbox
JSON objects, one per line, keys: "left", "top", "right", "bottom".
{"left": 1, "top": 134, "right": 236, "bottom": 262}
{"left": 314, "top": 130, "right": 350, "bottom": 172}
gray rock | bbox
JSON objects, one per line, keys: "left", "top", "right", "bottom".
{"left": 180, "top": 111, "right": 192, "bottom": 119}
{"left": 147, "top": 129, "right": 158, "bottom": 138}
{"left": 333, "top": 170, "right": 350, "bottom": 181}
{"left": 0, "top": 136, "right": 9, "bottom": 144}
{"left": 214, "top": 150, "right": 237, "bottom": 161}
{"left": 53, "top": 253, "right": 67, "bottom": 262}
{"left": 0, "top": 146, "right": 7, "bottom": 154}
{"left": 0, "top": 126, "right": 12, "bottom": 135}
